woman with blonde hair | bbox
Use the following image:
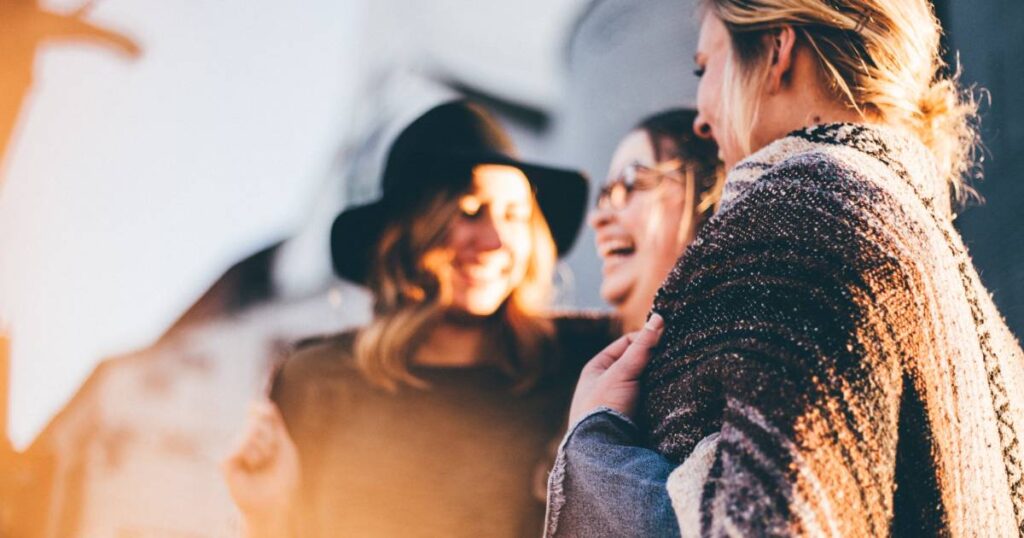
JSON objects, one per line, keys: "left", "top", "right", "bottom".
{"left": 222, "top": 100, "right": 617, "bottom": 537}
{"left": 550, "top": 0, "right": 1024, "bottom": 536}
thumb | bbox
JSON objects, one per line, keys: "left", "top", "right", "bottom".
{"left": 608, "top": 313, "right": 664, "bottom": 379}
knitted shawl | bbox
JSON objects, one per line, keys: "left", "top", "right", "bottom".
{"left": 643, "top": 123, "right": 1024, "bottom": 537}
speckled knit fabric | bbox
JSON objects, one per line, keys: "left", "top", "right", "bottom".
{"left": 643, "top": 123, "right": 1024, "bottom": 537}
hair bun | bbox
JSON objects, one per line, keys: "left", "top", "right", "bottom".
{"left": 913, "top": 74, "right": 980, "bottom": 206}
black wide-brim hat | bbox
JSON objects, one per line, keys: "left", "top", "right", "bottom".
{"left": 331, "top": 100, "right": 589, "bottom": 284}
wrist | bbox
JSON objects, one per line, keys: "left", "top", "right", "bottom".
{"left": 569, "top": 406, "right": 638, "bottom": 433}
{"left": 570, "top": 391, "right": 639, "bottom": 426}
{"left": 559, "top": 407, "right": 643, "bottom": 459}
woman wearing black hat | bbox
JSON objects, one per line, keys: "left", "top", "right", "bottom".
{"left": 221, "top": 100, "right": 617, "bottom": 537}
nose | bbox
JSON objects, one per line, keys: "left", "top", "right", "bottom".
{"left": 474, "top": 214, "right": 504, "bottom": 252}
{"left": 693, "top": 114, "right": 713, "bottom": 141}
{"left": 588, "top": 205, "right": 615, "bottom": 230}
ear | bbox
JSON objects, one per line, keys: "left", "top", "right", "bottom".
{"left": 766, "top": 26, "right": 797, "bottom": 94}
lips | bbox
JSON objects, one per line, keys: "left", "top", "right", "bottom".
{"left": 454, "top": 262, "right": 509, "bottom": 283}
{"left": 597, "top": 238, "right": 636, "bottom": 259}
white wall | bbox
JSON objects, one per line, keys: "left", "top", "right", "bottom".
{"left": 0, "top": 0, "right": 367, "bottom": 449}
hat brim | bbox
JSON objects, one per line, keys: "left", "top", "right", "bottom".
{"left": 331, "top": 155, "right": 588, "bottom": 284}
{"left": 330, "top": 200, "right": 391, "bottom": 284}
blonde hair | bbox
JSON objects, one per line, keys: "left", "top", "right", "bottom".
{"left": 701, "top": 0, "right": 980, "bottom": 205}
{"left": 354, "top": 185, "right": 557, "bottom": 393}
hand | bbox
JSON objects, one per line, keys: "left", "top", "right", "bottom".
{"left": 221, "top": 400, "right": 300, "bottom": 528}
{"left": 568, "top": 313, "right": 664, "bottom": 425}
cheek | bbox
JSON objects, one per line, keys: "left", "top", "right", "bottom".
{"left": 501, "top": 225, "right": 536, "bottom": 276}
{"left": 653, "top": 202, "right": 688, "bottom": 247}
{"left": 618, "top": 198, "right": 651, "bottom": 242}
{"left": 696, "top": 80, "right": 713, "bottom": 122}
{"left": 698, "top": 71, "right": 724, "bottom": 128}
{"left": 445, "top": 222, "right": 470, "bottom": 252}
{"left": 508, "top": 230, "right": 534, "bottom": 272}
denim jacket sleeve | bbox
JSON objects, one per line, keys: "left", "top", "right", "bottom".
{"left": 544, "top": 408, "right": 680, "bottom": 538}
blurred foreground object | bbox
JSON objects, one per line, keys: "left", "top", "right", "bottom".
{"left": 1, "top": 325, "right": 11, "bottom": 535}
{"left": 0, "top": 326, "right": 47, "bottom": 538}
{"left": 1, "top": 322, "right": 9, "bottom": 454}
{"left": 0, "top": 0, "right": 140, "bottom": 185}
{"left": 17, "top": 245, "right": 370, "bottom": 536}
{"left": 9, "top": 81, "right": 453, "bottom": 536}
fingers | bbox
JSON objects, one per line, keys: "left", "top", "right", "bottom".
{"left": 608, "top": 313, "right": 664, "bottom": 380}
{"left": 224, "top": 402, "right": 287, "bottom": 473}
{"left": 634, "top": 313, "right": 664, "bottom": 347}
{"left": 584, "top": 333, "right": 634, "bottom": 373}
{"left": 245, "top": 418, "right": 276, "bottom": 469}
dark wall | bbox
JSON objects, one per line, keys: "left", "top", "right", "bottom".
{"left": 944, "top": 0, "right": 1024, "bottom": 338}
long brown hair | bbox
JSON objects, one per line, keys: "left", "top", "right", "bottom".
{"left": 700, "top": 0, "right": 980, "bottom": 206}
{"left": 353, "top": 176, "right": 557, "bottom": 393}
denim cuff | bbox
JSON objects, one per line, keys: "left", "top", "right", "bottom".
{"left": 567, "top": 407, "right": 639, "bottom": 440}
{"left": 564, "top": 407, "right": 639, "bottom": 455}
{"left": 544, "top": 407, "right": 645, "bottom": 537}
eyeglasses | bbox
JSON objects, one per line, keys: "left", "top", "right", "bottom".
{"left": 595, "top": 159, "right": 689, "bottom": 210}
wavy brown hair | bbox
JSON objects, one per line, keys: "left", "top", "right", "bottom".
{"left": 353, "top": 177, "right": 557, "bottom": 393}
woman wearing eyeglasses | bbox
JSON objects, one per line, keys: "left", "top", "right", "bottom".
{"left": 591, "top": 109, "right": 723, "bottom": 332}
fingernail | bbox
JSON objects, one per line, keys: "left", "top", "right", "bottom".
{"left": 645, "top": 313, "right": 664, "bottom": 331}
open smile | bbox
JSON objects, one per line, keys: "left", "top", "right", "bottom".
{"left": 598, "top": 238, "right": 636, "bottom": 259}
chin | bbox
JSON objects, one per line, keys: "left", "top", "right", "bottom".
{"left": 458, "top": 292, "right": 509, "bottom": 317}
{"left": 599, "top": 286, "right": 630, "bottom": 310}
{"left": 600, "top": 273, "right": 633, "bottom": 303}
{"left": 463, "top": 306, "right": 501, "bottom": 317}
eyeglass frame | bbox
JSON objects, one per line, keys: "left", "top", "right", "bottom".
{"left": 595, "top": 158, "right": 691, "bottom": 211}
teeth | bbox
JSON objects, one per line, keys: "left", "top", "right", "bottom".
{"left": 599, "top": 239, "right": 636, "bottom": 258}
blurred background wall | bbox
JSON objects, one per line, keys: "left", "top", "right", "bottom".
{"left": 0, "top": 0, "right": 1021, "bottom": 536}
{"left": 938, "top": 0, "right": 1024, "bottom": 340}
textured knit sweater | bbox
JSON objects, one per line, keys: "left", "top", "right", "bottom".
{"left": 643, "top": 124, "right": 1024, "bottom": 537}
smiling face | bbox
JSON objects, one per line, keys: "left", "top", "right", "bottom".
{"left": 693, "top": 12, "right": 746, "bottom": 170}
{"left": 590, "top": 130, "right": 698, "bottom": 329}
{"left": 438, "top": 164, "right": 536, "bottom": 317}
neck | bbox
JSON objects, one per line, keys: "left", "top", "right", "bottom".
{"left": 793, "top": 100, "right": 866, "bottom": 131}
{"left": 412, "top": 314, "right": 491, "bottom": 368}
{"left": 757, "top": 98, "right": 867, "bottom": 153}
{"left": 753, "top": 48, "right": 876, "bottom": 154}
